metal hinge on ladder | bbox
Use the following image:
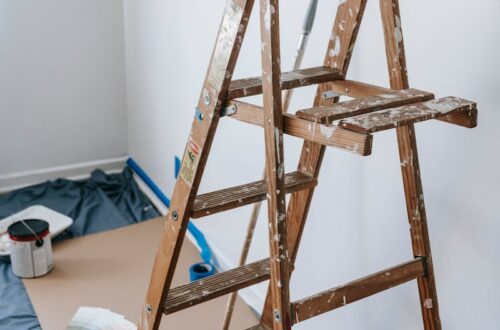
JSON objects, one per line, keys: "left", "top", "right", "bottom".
{"left": 221, "top": 103, "right": 238, "bottom": 117}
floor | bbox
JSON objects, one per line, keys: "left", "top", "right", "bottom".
{"left": 23, "top": 217, "right": 259, "bottom": 329}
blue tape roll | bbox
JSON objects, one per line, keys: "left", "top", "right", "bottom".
{"left": 189, "top": 262, "right": 216, "bottom": 282}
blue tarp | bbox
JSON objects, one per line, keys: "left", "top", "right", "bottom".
{"left": 0, "top": 168, "right": 159, "bottom": 330}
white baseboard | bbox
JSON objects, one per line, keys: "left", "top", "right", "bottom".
{"left": 133, "top": 174, "right": 264, "bottom": 316}
{"left": 0, "top": 157, "right": 128, "bottom": 194}
{"left": 132, "top": 173, "right": 169, "bottom": 215}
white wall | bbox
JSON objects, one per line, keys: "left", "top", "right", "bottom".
{"left": 124, "top": 0, "right": 500, "bottom": 329}
{"left": 0, "top": 0, "right": 128, "bottom": 182}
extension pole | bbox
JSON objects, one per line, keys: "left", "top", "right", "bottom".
{"left": 221, "top": 1, "right": 318, "bottom": 328}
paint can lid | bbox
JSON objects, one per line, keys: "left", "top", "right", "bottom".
{"left": 8, "top": 219, "right": 49, "bottom": 241}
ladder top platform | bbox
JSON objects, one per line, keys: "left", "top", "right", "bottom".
{"left": 293, "top": 88, "right": 477, "bottom": 136}
{"left": 296, "top": 88, "right": 435, "bottom": 123}
{"left": 338, "top": 96, "right": 476, "bottom": 134}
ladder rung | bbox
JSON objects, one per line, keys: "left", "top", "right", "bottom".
{"left": 164, "top": 259, "right": 270, "bottom": 315}
{"left": 340, "top": 97, "right": 477, "bottom": 134}
{"left": 192, "top": 171, "right": 317, "bottom": 218}
{"left": 228, "top": 66, "right": 344, "bottom": 100}
{"left": 226, "top": 101, "right": 373, "bottom": 156}
{"left": 291, "top": 257, "right": 425, "bottom": 324}
{"left": 297, "top": 89, "right": 435, "bottom": 124}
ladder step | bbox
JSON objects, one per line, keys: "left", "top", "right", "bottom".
{"left": 325, "top": 81, "right": 477, "bottom": 128}
{"left": 339, "top": 96, "right": 477, "bottom": 134}
{"left": 291, "top": 258, "right": 425, "bottom": 324}
{"left": 228, "top": 66, "right": 344, "bottom": 100}
{"left": 297, "top": 88, "right": 435, "bottom": 124}
{"left": 192, "top": 171, "right": 317, "bottom": 218}
{"left": 164, "top": 259, "right": 270, "bottom": 315}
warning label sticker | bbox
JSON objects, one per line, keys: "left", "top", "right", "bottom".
{"left": 180, "top": 137, "right": 201, "bottom": 188}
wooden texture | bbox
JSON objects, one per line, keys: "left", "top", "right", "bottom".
{"left": 191, "top": 171, "right": 317, "bottom": 218}
{"left": 328, "top": 80, "right": 477, "bottom": 128}
{"left": 291, "top": 258, "right": 425, "bottom": 324}
{"left": 259, "top": 1, "right": 292, "bottom": 329}
{"left": 260, "top": 0, "right": 368, "bottom": 326}
{"left": 380, "top": 0, "right": 408, "bottom": 88}
{"left": 438, "top": 107, "right": 478, "bottom": 128}
{"left": 227, "top": 101, "right": 373, "bottom": 156}
{"left": 227, "top": 66, "right": 344, "bottom": 99}
{"left": 139, "top": 1, "right": 255, "bottom": 329}
{"left": 260, "top": 0, "right": 291, "bottom": 330}
{"left": 164, "top": 259, "right": 270, "bottom": 314}
{"left": 380, "top": 0, "right": 442, "bottom": 328}
{"left": 330, "top": 80, "right": 394, "bottom": 98}
{"left": 297, "top": 88, "right": 434, "bottom": 123}
{"left": 397, "top": 125, "right": 442, "bottom": 330}
{"left": 340, "top": 97, "right": 476, "bottom": 134}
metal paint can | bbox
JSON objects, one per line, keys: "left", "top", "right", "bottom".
{"left": 8, "top": 219, "right": 53, "bottom": 278}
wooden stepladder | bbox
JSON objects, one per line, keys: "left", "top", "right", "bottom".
{"left": 139, "top": 0, "right": 478, "bottom": 329}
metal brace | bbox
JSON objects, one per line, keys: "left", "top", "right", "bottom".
{"left": 321, "top": 90, "right": 341, "bottom": 100}
{"left": 221, "top": 103, "right": 238, "bottom": 117}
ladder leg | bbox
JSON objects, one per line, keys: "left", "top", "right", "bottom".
{"left": 138, "top": 1, "right": 255, "bottom": 329}
{"left": 258, "top": 0, "right": 369, "bottom": 327}
{"left": 397, "top": 125, "right": 442, "bottom": 329}
{"left": 379, "top": 1, "right": 442, "bottom": 328}
{"left": 259, "top": 1, "right": 291, "bottom": 329}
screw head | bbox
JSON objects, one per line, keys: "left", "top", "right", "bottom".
{"left": 203, "top": 94, "right": 211, "bottom": 105}
{"left": 172, "top": 210, "right": 179, "bottom": 221}
{"left": 146, "top": 304, "right": 152, "bottom": 314}
{"left": 273, "top": 309, "right": 281, "bottom": 322}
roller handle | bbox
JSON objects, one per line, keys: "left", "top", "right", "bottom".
{"left": 302, "top": 0, "right": 318, "bottom": 35}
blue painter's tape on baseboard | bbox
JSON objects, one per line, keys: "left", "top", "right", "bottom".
{"left": 127, "top": 157, "right": 171, "bottom": 208}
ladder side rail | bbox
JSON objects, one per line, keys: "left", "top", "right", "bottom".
{"left": 138, "top": 1, "right": 256, "bottom": 329}
{"left": 259, "top": 0, "right": 292, "bottom": 329}
{"left": 379, "top": 0, "right": 442, "bottom": 329}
